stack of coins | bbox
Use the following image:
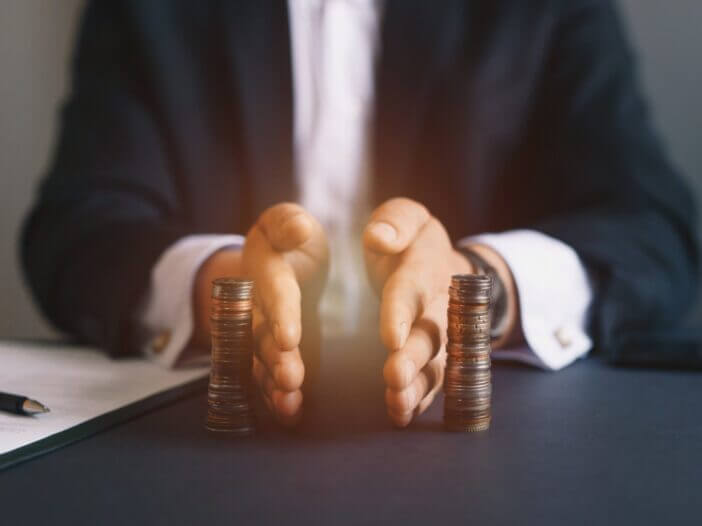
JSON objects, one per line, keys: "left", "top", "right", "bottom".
{"left": 206, "top": 278, "right": 256, "bottom": 436}
{"left": 444, "top": 274, "right": 493, "bottom": 432}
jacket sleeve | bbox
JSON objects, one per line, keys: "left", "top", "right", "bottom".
{"left": 525, "top": 0, "right": 699, "bottom": 365}
{"left": 20, "top": 2, "right": 194, "bottom": 356}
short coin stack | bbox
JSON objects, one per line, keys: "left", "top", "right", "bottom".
{"left": 444, "top": 274, "right": 493, "bottom": 432}
{"left": 206, "top": 278, "right": 256, "bottom": 436}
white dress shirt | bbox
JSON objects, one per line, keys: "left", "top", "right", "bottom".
{"left": 139, "top": 0, "right": 593, "bottom": 371}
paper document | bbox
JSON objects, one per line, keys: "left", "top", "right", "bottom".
{"left": 0, "top": 340, "right": 208, "bottom": 459}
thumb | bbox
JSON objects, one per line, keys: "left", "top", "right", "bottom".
{"left": 363, "top": 198, "right": 431, "bottom": 255}
{"left": 258, "top": 202, "right": 314, "bottom": 252}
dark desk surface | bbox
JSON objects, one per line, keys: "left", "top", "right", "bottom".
{"left": 2, "top": 338, "right": 701, "bottom": 526}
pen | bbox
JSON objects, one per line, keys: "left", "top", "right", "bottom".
{"left": 0, "top": 392, "right": 50, "bottom": 416}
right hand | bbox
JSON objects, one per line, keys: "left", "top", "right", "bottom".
{"left": 194, "top": 203, "right": 328, "bottom": 426}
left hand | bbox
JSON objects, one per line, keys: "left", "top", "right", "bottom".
{"left": 362, "top": 198, "right": 474, "bottom": 427}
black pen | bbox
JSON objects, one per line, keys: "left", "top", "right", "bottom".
{"left": 0, "top": 392, "right": 50, "bottom": 416}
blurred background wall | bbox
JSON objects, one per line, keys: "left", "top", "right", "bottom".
{"left": 1, "top": 0, "right": 83, "bottom": 340}
{"left": 0, "top": 0, "right": 700, "bottom": 340}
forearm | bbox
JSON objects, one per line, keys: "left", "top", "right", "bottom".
{"left": 22, "top": 213, "right": 187, "bottom": 355}
{"left": 535, "top": 209, "right": 698, "bottom": 358}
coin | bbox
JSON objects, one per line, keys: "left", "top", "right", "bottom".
{"left": 443, "top": 274, "right": 494, "bottom": 432}
{"left": 206, "top": 277, "right": 257, "bottom": 436}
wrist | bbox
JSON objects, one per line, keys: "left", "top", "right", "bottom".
{"left": 459, "top": 244, "right": 522, "bottom": 349}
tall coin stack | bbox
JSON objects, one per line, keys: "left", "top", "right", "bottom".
{"left": 206, "top": 278, "right": 256, "bottom": 436}
{"left": 444, "top": 274, "right": 493, "bottom": 432}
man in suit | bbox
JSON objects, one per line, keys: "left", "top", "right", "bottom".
{"left": 22, "top": 1, "right": 698, "bottom": 426}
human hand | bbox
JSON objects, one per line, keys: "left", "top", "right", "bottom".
{"left": 363, "top": 198, "right": 475, "bottom": 427}
{"left": 194, "top": 203, "right": 328, "bottom": 426}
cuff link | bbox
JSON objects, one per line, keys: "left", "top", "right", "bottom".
{"left": 150, "top": 330, "right": 171, "bottom": 354}
{"left": 554, "top": 326, "right": 573, "bottom": 349}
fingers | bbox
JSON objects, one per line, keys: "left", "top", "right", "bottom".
{"left": 385, "top": 356, "right": 444, "bottom": 427}
{"left": 245, "top": 203, "right": 329, "bottom": 350}
{"left": 363, "top": 198, "right": 431, "bottom": 254}
{"left": 253, "top": 356, "right": 303, "bottom": 426}
{"left": 256, "top": 325, "right": 305, "bottom": 392}
{"left": 258, "top": 203, "right": 313, "bottom": 252}
{"left": 383, "top": 310, "right": 443, "bottom": 390}
{"left": 383, "top": 297, "right": 447, "bottom": 427}
{"left": 263, "top": 269, "right": 302, "bottom": 350}
{"left": 380, "top": 267, "right": 433, "bottom": 350}
{"left": 240, "top": 202, "right": 326, "bottom": 428}
{"left": 248, "top": 235, "right": 302, "bottom": 350}
{"left": 252, "top": 357, "right": 276, "bottom": 402}
{"left": 252, "top": 306, "right": 304, "bottom": 426}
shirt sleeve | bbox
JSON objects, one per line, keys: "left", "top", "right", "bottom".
{"left": 139, "top": 234, "right": 244, "bottom": 368}
{"left": 458, "top": 230, "right": 593, "bottom": 371}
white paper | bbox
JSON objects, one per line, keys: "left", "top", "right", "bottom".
{"left": 0, "top": 340, "right": 208, "bottom": 456}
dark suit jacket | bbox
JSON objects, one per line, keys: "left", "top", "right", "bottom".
{"left": 21, "top": 0, "right": 699, "bottom": 366}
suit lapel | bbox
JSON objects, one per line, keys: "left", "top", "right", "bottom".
{"left": 372, "top": 0, "right": 465, "bottom": 203}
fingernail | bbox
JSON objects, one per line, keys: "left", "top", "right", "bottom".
{"left": 368, "top": 221, "right": 397, "bottom": 244}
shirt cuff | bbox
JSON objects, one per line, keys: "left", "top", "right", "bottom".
{"left": 458, "top": 230, "right": 593, "bottom": 371}
{"left": 139, "top": 234, "right": 244, "bottom": 368}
